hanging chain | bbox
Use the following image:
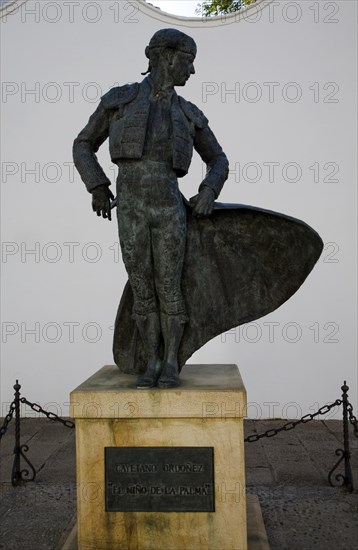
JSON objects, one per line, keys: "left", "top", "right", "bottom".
{"left": 347, "top": 401, "right": 358, "bottom": 438}
{"left": 245, "top": 399, "right": 342, "bottom": 443}
{"left": 3, "top": 388, "right": 356, "bottom": 445}
{"left": 0, "top": 379, "right": 356, "bottom": 493}
{"left": 0, "top": 400, "right": 16, "bottom": 441}
{"left": 20, "top": 398, "right": 75, "bottom": 429}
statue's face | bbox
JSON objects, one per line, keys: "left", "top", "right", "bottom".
{"left": 170, "top": 50, "right": 196, "bottom": 86}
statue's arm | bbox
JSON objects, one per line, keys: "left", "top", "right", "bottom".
{"left": 190, "top": 125, "right": 229, "bottom": 217}
{"left": 73, "top": 101, "right": 115, "bottom": 220}
{"left": 73, "top": 102, "right": 112, "bottom": 192}
{"left": 178, "top": 96, "right": 229, "bottom": 203}
{"left": 194, "top": 125, "right": 229, "bottom": 198}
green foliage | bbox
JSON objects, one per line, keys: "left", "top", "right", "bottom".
{"left": 196, "top": 0, "right": 256, "bottom": 17}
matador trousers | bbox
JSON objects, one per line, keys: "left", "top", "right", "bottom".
{"left": 116, "top": 159, "right": 188, "bottom": 322}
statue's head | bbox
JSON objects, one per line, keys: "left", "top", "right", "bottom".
{"left": 144, "top": 28, "right": 196, "bottom": 86}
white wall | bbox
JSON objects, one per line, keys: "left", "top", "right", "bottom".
{"left": 1, "top": 0, "right": 357, "bottom": 418}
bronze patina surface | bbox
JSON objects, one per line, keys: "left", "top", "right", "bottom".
{"left": 73, "top": 28, "right": 323, "bottom": 388}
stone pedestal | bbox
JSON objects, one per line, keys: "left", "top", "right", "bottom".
{"left": 70, "top": 364, "right": 247, "bottom": 550}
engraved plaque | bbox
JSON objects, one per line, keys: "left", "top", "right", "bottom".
{"left": 105, "top": 447, "right": 215, "bottom": 512}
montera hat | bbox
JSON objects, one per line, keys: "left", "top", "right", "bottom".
{"left": 146, "top": 28, "right": 197, "bottom": 57}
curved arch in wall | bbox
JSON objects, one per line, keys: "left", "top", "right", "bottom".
{"left": 136, "top": 0, "right": 272, "bottom": 28}
{"left": 0, "top": 0, "right": 272, "bottom": 24}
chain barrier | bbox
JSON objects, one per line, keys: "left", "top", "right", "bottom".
{"left": 0, "top": 382, "right": 75, "bottom": 486}
{"left": 243, "top": 380, "right": 356, "bottom": 492}
{"left": 327, "top": 381, "right": 355, "bottom": 492}
{"left": 20, "top": 398, "right": 75, "bottom": 429}
{"left": 244, "top": 399, "right": 342, "bottom": 443}
{"left": 0, "top": 400, "right": 16, "bottom": 441}
{"left": 0, "top": 379, "right": 356, "bottom": 490}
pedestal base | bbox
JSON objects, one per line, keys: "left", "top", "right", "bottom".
{"left": 61, "top": 496, "right": 270, "bottom": 550}
{"left": 70, "top": 364, "right": 249, "bottom": 550}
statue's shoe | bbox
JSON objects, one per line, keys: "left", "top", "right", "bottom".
{"left": 136, "top": 364, "right": 162, "bottom": 389}
{"left": 157, "top": 364, "right": 181, "bottom": 389}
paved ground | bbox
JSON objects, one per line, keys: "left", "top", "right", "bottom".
{"left": 0, "top": 418, "right": 357, "bottom": 550}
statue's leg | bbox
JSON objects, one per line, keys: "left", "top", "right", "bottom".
{"left": 135, "top": 312, "right": 163, "bottom": 388}
{"left": 151, "top": 191, "right": 188, "bottom": 388}
{"left": 116, "top": 180, "right": 162, "bottom": 387}
{"left": 158, "top": 314, "right": 186, "bottom": 388}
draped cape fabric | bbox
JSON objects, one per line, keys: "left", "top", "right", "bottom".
{"left": 113, "top": 202, "right": 323, "bottom": 374}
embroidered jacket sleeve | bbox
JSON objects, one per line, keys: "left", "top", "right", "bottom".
{"left": 194, "top": 125, "right": 229, "bottom": 199}
{"left": 73, "top": 100, "right": 112, "bottom": 192}
{"left": 179, "top": 97, "right": 229, "bottom": 198}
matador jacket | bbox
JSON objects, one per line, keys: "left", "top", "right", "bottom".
{"left": 73, "top": 76, "right": 229, "bottom": 197}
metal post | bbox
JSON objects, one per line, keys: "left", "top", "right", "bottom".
{"left": 328, "top": 380, "right": 354, "bottom": 491}
{"left": 11, "top": 380, "right": 36, "bottom": 486}
{"left": 341, "top": 381, "right": 353, "bottom": 491}
{"left": 11, "top": 380, "right": 21, "bottom": 486}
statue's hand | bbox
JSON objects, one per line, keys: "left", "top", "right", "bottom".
{"left": 190, "top": 187, "right": 215, "bottom": 217}
{"left": 91, "top": 185, "right": 115, "bottom": 221}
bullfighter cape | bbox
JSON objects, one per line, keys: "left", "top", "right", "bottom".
{"left": 113, "top": 201, "right": 323, "bottom": 374}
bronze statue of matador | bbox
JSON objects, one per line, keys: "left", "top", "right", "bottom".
{"left": 73, "top": 29, "right": 323, "bottom": 389}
